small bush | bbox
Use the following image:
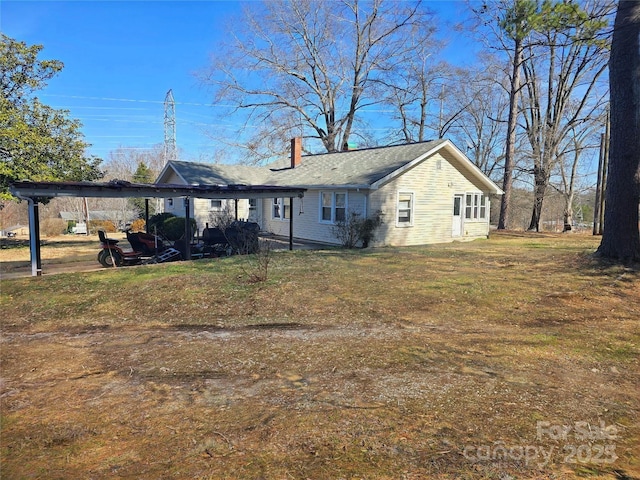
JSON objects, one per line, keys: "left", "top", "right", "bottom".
{"left": 210, "top": 204, "right": 235, "bottom": 230}
{"left": 332, "top": 210, "right": 383, "bottom": 248}
{"left": 40, "top": 218, "right": 67, "bottom": 237}
{"left": 162, "top": 216, "right": 197, "bottom": 241}
{"left": 130, "top": 218, "right": 146, "bottom": 232}
{"left": 88, "top": 220, "right": 116, "bottom": 234}
{"left": 148, "top": 212, "right": 176, "bottom": 237}
{"left": 244, "top": 239, "right": 274, "bottom": 283}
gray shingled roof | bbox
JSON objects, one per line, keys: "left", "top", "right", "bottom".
{"left": 267, "top": 139, "right": 447, "bottom": 187}
{"left": 166, "top": 161, "right": 271, "bottom": 185}
{"left": 165, "top": 139, "right": 448, "bottom": 188}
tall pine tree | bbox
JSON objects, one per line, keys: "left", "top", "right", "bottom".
{"left": 596, "top": 0, "right": 640, "bottom": 262}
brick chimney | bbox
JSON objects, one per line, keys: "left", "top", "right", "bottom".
{"left": 291, "top": 137, "right": 302, "bottom": 168}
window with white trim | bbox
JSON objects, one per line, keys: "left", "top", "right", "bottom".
{"left": 465, "top": 193, "right": 487, "bottom": 220}
{"left": 320, "top": 192, "right": 347, "bottom": 223}
{"left": 167, "top": 198, "right": 174, "bottom": 209}
{"left": 397, "top": 192, "right": 414, "bottom": 226}
{"left": 248, "top": 198, "right": 257, "bottom": 211}
{"left": 209, "top": 199, "right": 222, "bottom": 210}
{"left": 272, "top": 198, "right": 291, "bottom": 220}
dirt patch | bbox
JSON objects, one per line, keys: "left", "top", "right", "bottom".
{"left": 1, "top": 233, "right": 639, "bottom": 479}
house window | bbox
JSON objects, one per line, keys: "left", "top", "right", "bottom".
{"left": 465, "top": 193, "right": 487, "bottom": 220}
{"left": 210, "top": 199, "right": 222, "bottom": 210}
{"left": 272, "top": 198, "right": 290, "bottom": 220}
{"left": 335, "top": 193, "right": 346, "bottom": 222}
{"left": 321, "top": 193, "right": 332, "bottom": 222}
{"left": 249, "top": 198, "right": 257, "bottom": 211}
{"left": 397, "top": 192, "right": 414, "bottom": 226}
{"left": 320, "top": 191, "right": 348, "bottom": 223}
{"left": 167, "top": 198, "right": 174, "bottom": 209}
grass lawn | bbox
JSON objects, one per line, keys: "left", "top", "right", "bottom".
{"left": 1, "top": 232, "right": 638, "bottom": 479}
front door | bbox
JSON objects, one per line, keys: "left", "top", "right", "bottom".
{"left": 247, "top": 198, "right": 261, "bottom": 224}
{"left": 452, "top": 195, "right": 463, "bottom": 237}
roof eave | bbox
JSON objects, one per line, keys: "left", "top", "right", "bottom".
{"left": 156, "top": 161, "right": 188, "bottom": 185}
{"left": 443, "top": 141, "right": 504, "bottom": 195}
{"left": 369, "top": 141, "right": 445, "bottom": 190}
{"left": 369, "top": 139, "right": 504, "bottom": 195}
{"left": 283, "top": 183, "right": 371, "bottom": 190}
{"left": 9, "top": 180, "right": 307, "bottom": 200}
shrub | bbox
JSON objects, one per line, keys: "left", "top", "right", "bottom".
{"left": 40, "top": 218, "right": 67, "bottom": 237}
{"left": 148, "top": 212, "right": 176, "bottom": 237}
{"left": 332, "top": 210, "right": 383, "bottom": 248}
{"left": 161, "top": 216, "right": 197, "bottom": 241}
{"left": 243, "top": 239, "right": 274, "bottom": 283}
{"left": 88, "top": 220, "right": 116, "bottom": 233}
{"left": 358, "top": 210, "right": 383, "bottom": 248}
{"left": 130, "top": 218, "right": 146, "bottom": 232}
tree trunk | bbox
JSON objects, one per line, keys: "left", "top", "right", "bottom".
{"left": 563, "top": 191, "right": 574, "bottom": 232}
{"left": 498, "top": 36, "right": 523, "bottom": 230}
{"left": 596, "top": 0, "right": 640, "bottom": 262}
{"left": 527, "top": 166, "right": 548, "bottom": 232}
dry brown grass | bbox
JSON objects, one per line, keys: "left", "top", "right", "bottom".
{"left": 0, "top": 234, "right": 107, "bottom": 276}
{"left": 1, "top": 232, "right": 639, "bottom": 479}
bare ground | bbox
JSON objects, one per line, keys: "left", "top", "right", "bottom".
{"left": 1, "top": 232, "right": 639, "bottom": 479}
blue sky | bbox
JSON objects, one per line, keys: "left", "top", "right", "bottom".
{"left": 1, "top": 1, "right": 475, "bottom": 163}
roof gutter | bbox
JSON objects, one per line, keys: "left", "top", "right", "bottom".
{"left": 286, "top": 184, "right": 371, "bottom": 190}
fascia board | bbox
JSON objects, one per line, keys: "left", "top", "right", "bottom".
{"left": 155, "top": 162, "right": 188, "bottom": 185}
{"left": 369, "top": 140, "right": 504, "bottom": 195}
{"left": 369, "top": 148, "right": 439, "bottom": 190}
{"left": 286, "top": 184, "right": 371, "bottom": 190}
{"left": 444, "top": 141, "right": 504, "bottom": 195}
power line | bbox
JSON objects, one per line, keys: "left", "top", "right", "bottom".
{"left": 41, "top": 93, "right": 221, "bottom": 107}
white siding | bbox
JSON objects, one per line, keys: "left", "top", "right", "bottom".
{"left": 192, "top": 198, "right": 251, "bottom": 231}
{"left": 369, "top": 152, "right": 490, "bottom": 246}
{"left": 160, "top": 168, "right": 252, "bottom": 233}
{"left": 261, "top": 190, "right": 368, "bottom": 245}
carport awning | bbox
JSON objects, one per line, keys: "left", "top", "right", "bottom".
{"left": 10, "top": 180, "right": 307, "bottom": 277}
{"left": 10, "top": 180, "right": 306, "bottom": 200}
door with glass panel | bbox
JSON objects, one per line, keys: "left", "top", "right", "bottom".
{"left": 452, "top": 195, "right": 463, "bottom": 237}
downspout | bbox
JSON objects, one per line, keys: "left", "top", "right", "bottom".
{"left": 289, "top": 197, "right": 294, "bottom": 251}
{"left": 145, "top": 199, "right": 150, "bottom": 233}
{"left": 363, "top": 191, "right": 368, "bottom": 219}
{"left": 184, "top": 197, "right": 191, "bottom": 260}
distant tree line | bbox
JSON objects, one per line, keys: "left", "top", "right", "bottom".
{"left": 1, "top": 0, "right": 637, "bottom": 261}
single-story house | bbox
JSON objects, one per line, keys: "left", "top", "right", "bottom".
{"left": 59, "top": 210, "right": 139, "bottom": 230}
{"left": 155, "top": 138, "right": 503, "bottom": 247}
{"left": 0, "top": 225, "right": 29, "bottom": 237}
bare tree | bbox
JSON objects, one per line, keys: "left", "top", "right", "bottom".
{"left": 444, "top": 56, "right": 510, "bottom": 181}
{"left": 475, "top": 0, "right": 538, "bottom": 230}
{"left": 519, "top": 1, "right": 612, "bottom": 231}
{"left": 597, "top": 0, "right": 640, "bottom": 262}
{"left": 204, "top": 0, "right": 430, "bottom": 159}
{"left": 377, "top": 19, "right": 448, "bottom": 144}
{"left": 471, "top": 0, "right": 613, "bottom": 230}
{"left": 551, "top": 116, "right": 603, "bottom": 232}
{"left": 95, "top": 145, "right": 166, "bottom": 226}
{"left": 103, "top": 144, "right": 165, "bottom": 181}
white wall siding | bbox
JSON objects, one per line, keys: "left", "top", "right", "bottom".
{"left": 157, "top": 147, "right": 496, "bottom": 247}
{"left": 369, "top": 152, "right": 490, "bottom": 246}
{"left": 192, "top": 198, "right": 242, "bottom": 231}
{"left": 261, "top": 190, "right": 368, "bottom": 245}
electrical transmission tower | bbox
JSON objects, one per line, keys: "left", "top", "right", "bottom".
{"left": 164, "top": 89, "right": 177, "bottom": 164}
